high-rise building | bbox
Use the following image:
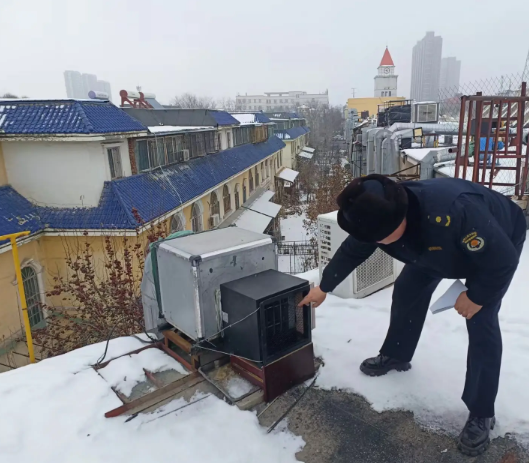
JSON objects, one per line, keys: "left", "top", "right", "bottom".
{"left": 440, "top": 57, "right": 461, "bottom": 97}
{"left": 374, "top": 47, "right": 398, "bottom": 98}
{"left": 63, "top": 71, "right": 112, "bottom": 100}
{"left": 96, "top": 80, "right": 112, "bottom": 101}
{"left": 410, "top": 32, "right": 443, "bottom": 102}
{"left": 64, "top": 71, "right": 84, "bottom": 99}
{"left": 82, "top": 74, "right": 97, "bottom": 98}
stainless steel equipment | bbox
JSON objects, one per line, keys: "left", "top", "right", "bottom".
{"left": 156, "top": 228, "right": 277, "bottom": 340}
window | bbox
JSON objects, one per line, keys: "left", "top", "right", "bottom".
{"left": 260, "top": 162, "right": 264, "bottom": 183}
{"left": 210, "top": 191, "right": 220, "bottom": 218}
{"left": 22, "top": 266, "right": 44, "bottom": 328}
{"left": 227, "top": 132, "right": 232, "bottom": 148}
{"left": 136, "top": 140, "right": 150, "bottom": 172}
{"left": 389, "top": 91, "right": 392, "bottom": 97}
{"left": 243, "top": 179, "right": 247, "bottom": 202}
{"left": 191, "top": 202, "right": 203, "bottom": 232}
{"left": 276, "top": 154, "right": 279, "bottom": 168}
{"left": 107, "top": 147, "right": 123, "bottom": 179}
{"left": 255, "top": 166, "right": 259, "bottom": 187}
{"left": 216, "top": 133, "right": 222, "bottom": 151}
{"left": 234, "top": 184, "right": 241, "bottom": 209}
{"left": 170, "top": 212, "right": 185, "bottom": 232}
{"left": 265, "top": 160, "right": 270, "bottom": 178}
{"left": 280, "top": 150, "right": 283, "bottom": 166}
{"left": 249, "top": 169, "right": 254, "bottom": 192}
{"left": 223, "top": 185, "right": 231, "bottom": 213}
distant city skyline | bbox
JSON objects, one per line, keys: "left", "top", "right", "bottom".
{"left": 63, "top": 70, "right": 112, "bottom": 101}
{"left": 440, "top": 57, "right": 462, "bottom": 97}
{"left": 410, "top": 31, "right": 443, "bottom": 102}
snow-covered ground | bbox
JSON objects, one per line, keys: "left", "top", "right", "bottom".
{"left": 298, "top": 232, "right": 529, "bottom": 446}
{"left": 0, "top": 337, "right": 303, "bottom": 463}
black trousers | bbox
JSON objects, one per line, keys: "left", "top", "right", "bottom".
{"left": 379, "top": 261, "right": 516, "bottom": 418}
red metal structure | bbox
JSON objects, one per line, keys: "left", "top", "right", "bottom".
{"left": 119, "top": 90, "right": 153, "bottom": 109}
{"left": 455, "top": 83, "right": 529, "bottom": 198}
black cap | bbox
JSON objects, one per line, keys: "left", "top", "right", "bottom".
{"left": 336, "top": 174, "right": 408, "bottom": 242}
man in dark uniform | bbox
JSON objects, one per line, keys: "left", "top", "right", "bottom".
{"left": 299, "top": 174, "right": 526, "bottom": 456}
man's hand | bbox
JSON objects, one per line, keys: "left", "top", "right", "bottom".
{"left": 298, "top": 286, "right": 327, "bottom": 308}
{"left": 455, "top": 291, "right": 483, "bottom": 320}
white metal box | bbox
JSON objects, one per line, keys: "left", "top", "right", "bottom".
{"left": 156, "top": 228, "right": 277, "bottom": 340}
{"left": 318, "top": 211, "right": 402, "bottom": 299}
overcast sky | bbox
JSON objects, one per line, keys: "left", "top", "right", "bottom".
{"left": 1, "top": 0, "right": 528, "bottom": 106}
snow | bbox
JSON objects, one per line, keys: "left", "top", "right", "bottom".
{"left": 148, "top": 125, "right": 214, "bottom": 134}
{"left": 235, "top": 210, "right": 274, "bottom": 234}
{"left": 0, "top": 335, "right": 304, "bottom": 463}
{"left": 98, "top": 347, "right": 188, "bottom": 396}
{"left": 302, "top": 146, "right": 315, "bottom": 153}
{"left": 235, "top": 190, "right": 281, "bottom": 234}
{"left": 280, "top": 211, "right": 311, "bottom": 242}
{"left": 309, "top": 233, "right": 529, "bottom": 446}
{"left": 231, "top": 113, "right": 260, "bottom": 125}
{"left": 277, "top": 168, "right": 299, "bottom": 182}
{"left": 225, "top": 375, "right": 255, "bottom": 399}
{"left": 402, "top": 147, "right": 450, "bottom": 162}
{"left": 298, "top": 151, "right": 313, "bottom": 159}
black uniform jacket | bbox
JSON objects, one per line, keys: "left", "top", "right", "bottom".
{"left": 320, "top": 178, "right": 527, "bottom": 306}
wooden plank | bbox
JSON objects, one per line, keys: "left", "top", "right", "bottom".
{"left": 143, "top": 369, "right": 164, "bottom": 389}
{"left": 163, "top": 330, "right": 192, "bottom": 354}
{"left": 160, "top": 343, "right": 194, "bottom": 371}
{"left": 104, "top": 373, "right": 204, "bottom": 418}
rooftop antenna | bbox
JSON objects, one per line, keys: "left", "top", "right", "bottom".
{"left": 522, "top": 49, "right": 529, "bottom": 85}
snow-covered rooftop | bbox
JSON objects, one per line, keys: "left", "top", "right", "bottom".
{"left": 234, "top": 190, "right": 281, "bottom": 233}
{"left": 0, "top": 335, "right": 303, "bottom": 462}
{"left": 298, "top": 151, "right": 313, "bottom": 159}
{"left": 276, "top": 168, "right": 299, "bottom": 183}
{"left": 302, "top": 146, "right": 315, "bottom": 153}
{"left": 231, "top": 114, "right": 261, "bottom": 125}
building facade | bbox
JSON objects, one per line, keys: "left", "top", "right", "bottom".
{"left": 236, "top": 91, "right": 329, "bottom": 112}
{"left": 374, "top": 47, "right": 398, "bottom": 98}
{"left": 410, "top": 32, "right": 443, "bottom": 102}
{"left": 440, "top": 57, "right": 462, "bottom": 97}
{"left": 63, "top": 71, "right": 113, "bottom": 101}
{"left": 0, "top": 100, "right": 308, "bottom": 369}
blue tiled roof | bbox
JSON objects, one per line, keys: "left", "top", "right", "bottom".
{"left": 209, "top": 111, "right": 239, "bottom": 126}
{"left": 0, "top": 186, "right": 43, "bottom": 244}
{"left": 0, "top": 100, "right": 147, "bottom": 135}
{"left": 274, "top": 126, "right": 310, "bottom": 140}
{"left": 0, "top": 137, "right": 286, "bottom": 239}
{"left": 254, "top": 113, "right": 272, "bottom": 123}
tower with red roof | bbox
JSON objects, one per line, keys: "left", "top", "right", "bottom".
{"left": 374, "top": 47, "right": 398, "bottom": 98}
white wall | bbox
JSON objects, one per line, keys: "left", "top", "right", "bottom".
{"left": 2, "top": 139, "right": 130, "bottom": 207}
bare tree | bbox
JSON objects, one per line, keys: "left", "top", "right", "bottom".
{"left": 171, "top": 93, "right": 216, "bottom": 109}
{"left": 299, "top": 103, "right": 344, "bottom": 154}
{"left": 1, "top": 93, "right": 19, "bottom": 98}
{"left": 216, "top": 97, "right": 236, "bottom": 111}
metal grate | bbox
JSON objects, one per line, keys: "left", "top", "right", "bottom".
{"left": 355, "top": 248, "right": 394, "bottom": 292}
{"left": 263, "top": 291, "right": 307, "bottom": 358}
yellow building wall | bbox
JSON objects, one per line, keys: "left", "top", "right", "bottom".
{"left": 0, "top": 238, "right": 47, "bottom": 341}
{"left": 0, "top": 143, "right": 8, "bottom": 186}
{"left": 0, "top": 148, "right": 283, "bottom": 346}
{"left": 347, "top": 96, "right": 406, "bottom": 119}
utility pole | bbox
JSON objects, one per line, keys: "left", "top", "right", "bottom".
{"left": 351, "top": 88, "right": 356, "bottom": 98}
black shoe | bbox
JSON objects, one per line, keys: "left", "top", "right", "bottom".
{"left": 457, "top": 414, "right": 496, "bottom": 457}
{"left": 359, "top": 354, "right": 411, "bottom": 377}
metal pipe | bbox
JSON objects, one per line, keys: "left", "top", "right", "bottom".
{"left": 419, "top": 148, "right": 459, "bottom": 180}
{"left": 388, "top": 122, "right": 465, "bottom": 135}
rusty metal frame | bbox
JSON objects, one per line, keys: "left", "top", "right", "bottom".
{"left": 455, "top": 83, "right": 529, "bottom": 198}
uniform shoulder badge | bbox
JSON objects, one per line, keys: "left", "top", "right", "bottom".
{"left": 462, "top": 231, "right": 485, "bottom": 252}
{"left": 428, "top": 214, "right": 451, "bottom": 227}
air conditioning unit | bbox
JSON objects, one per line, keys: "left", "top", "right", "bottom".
{"left": 318, "top": 211, "right": 403, "bottom": 299}
{"left": 209, "top": 214, "right": 220, "bottom": 228}
{"left": 412, "top": 102, "right": 440, "bottom": 124}
{"left": 182, "top": 149, "right": 190, "bottom": 161}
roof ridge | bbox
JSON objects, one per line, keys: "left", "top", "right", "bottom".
{"left": 109, "top": 181, "right": 138, "bottom": 227}
{"left": 74, "top": 101, "right": 95, "bottom": 133}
